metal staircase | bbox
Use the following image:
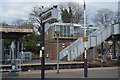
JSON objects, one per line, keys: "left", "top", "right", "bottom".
{"left": 59, "top": 23, "right": 120, "bottom": 61}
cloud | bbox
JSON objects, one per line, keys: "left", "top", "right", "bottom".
{"left": 87, "top": 2, "right": 118, "bottom": 19}
{"left": 2, "top": 0, "right": 120, "bottom": 2}
{"left": 1, "top": 2, "right": 39, "bottom": 24}
{"left": 1, "top": 1, "right": 119, "bottom": 24}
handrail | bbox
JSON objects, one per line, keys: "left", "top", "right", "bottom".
{"left": 59, "top": 23, "right": 120, "bottom": 61}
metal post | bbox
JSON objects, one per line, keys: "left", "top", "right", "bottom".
{"left": 113, "top": 39, "right": 116, "bottom": 59}
{"left": 92, "top": 47, "right": 95, "bottom": 61}
{"left": 11, "top": 41, "right": 15, "bottom": 63}
{"left": 17, "top": 40, "right": 20, "bottom": 59}
{"left": 19, "top": 59, "right": 21, "bottom": 76}
{"left": 57, "top": 34, "right": 59, "bottom": 74}
{"left": 101, "top": 42, "right": 104, "bottom": 55}
{"left": 41, "top": 22, "right": 45, "bottom": 79}
{"left": 0, "top": 40, "right": 2, "bottom": 80}
{"left": 21, "top": 43, "right": 24, "bottom": 62}
{"left": 101, "top": 42, "right": 104, "bottom": 62}
{"left": 15, "top": 40, "right": 17, "bottom": 59}
{"left": 9, "top": 41, "right": 11, "bottom": 60}
{"left": 69, "top": 42, "right": 72, "bottom": 61}
{"left": 39, "top": 5, "right": 59, "bottom": 79}
{"left": 83, "top": 0, "right": 88, "bottom": 78}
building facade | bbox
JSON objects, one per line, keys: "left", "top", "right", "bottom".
{"left": 44, "top": 23, "right": 98, "bottom": 60}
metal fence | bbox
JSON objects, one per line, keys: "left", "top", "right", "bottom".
{"left": 0, "top": 59, "right": 21, "bottom": 76}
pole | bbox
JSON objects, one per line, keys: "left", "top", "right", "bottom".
{"left": 83, "top": 0, "right": 88, "bottom": 78}
{"left": 101, "top": 42, "right": 104, "bottom": 55}
{"left": 113, "top": 39, "right": 116, "bottom": 59}
{"left": 92, "top": 47, "right": 95, "bottom": 61}
{"left": 57, "top": 34, "right": 59, "bottom": 74}
{"left": 41, "top": 22, "right": 45, "bottom": 79}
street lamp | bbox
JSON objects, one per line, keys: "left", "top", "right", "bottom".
{"left": 83, "top": 0, "right": 88, "bottom": 78}
{"left": 55, "top": 31, "right": 61, "bottom": 74}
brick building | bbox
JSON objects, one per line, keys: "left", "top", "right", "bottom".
{"left": 44, "top": 22, "right": 98, "bottom": 60}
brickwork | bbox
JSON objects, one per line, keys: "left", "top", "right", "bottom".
{"left": 45, "top": 26, "right": 76, "bottom": 60}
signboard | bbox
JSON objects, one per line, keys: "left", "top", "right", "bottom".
{"left": 40, "top": 7, "right": 61, "bottom": 23}
{"left": 82, "top": 37, "right": 88, "bottom": 42}
{"left": 40, "top": 50, "right": 42, "bottom": 58}
{"left": 61, "top": 43, "right": 66, "bottom": 48}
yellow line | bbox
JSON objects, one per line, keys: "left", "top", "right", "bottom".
{"left": 21, "top": 67, "right": 119, "bottom": 75}
{"left": 1, "top": 62, "right": 84, "bottom": 67}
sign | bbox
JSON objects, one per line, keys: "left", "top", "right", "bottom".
{"left": 61, "top": 43, "right": 66, "bottom": 48}
{"left": 40, "top": 7, "right": 61, "bottom": 23}
{"left": 40, "top": 50, "right": 42, "bottom": 57}
{"left": 82, "top": 37, "right": 88, "bottom": 42}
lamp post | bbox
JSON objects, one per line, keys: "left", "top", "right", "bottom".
{"left": 83, "top": 0, "right": 88, "bottom": 78}
{"left": 55, "top": 31, "right": 61, "bottom": 74}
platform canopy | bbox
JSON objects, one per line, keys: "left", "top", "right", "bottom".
{"left": 0, "top": 26, "right": 33, "bottom": 39}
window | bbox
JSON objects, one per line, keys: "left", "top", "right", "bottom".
{"left": 64, "top": 26, "right": 67, "bottom": 37}
{"left": 70, "top": 26, "right": 74, "bottom": 37}
{"left": 54, "top": 25, "right": 60, "bottom": 37}
{"left": 60, "top": 25, "right": 63, "bottom": 37}
{"left": 67, "top": 26, "right": 70, "bottom": 37}
{"left": 55, "top": 25, "right": 60, "bottom": 32}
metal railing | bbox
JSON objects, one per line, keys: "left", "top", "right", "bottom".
{"left": 59, "top": 24, "right": 120, "bottom": 61}
{"left": 0, "top": 59, "right": 21, "bottom": 76}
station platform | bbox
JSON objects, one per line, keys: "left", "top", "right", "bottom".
{"left": 2, "top": 67, "right": 119, "bottom": 79}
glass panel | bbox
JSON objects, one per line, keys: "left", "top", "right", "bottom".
{"left": 60, "top": 25, "right": 63, "bottom": 37}
{"left": 55, "top": 25, "right": 60, "bottom": 32}
{"left": 70, "top": 26, "right": 74, "bottom": 37}
{"left": 67, "top": 26, "right": 70, "bottom": 37}
{"left": 64, "top": 26, "right": 67, "bottom": 37}
{"left": 53, "top": 25, "right": 56, "bottom": 37}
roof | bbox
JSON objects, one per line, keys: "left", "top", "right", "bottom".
{"left": 0, "top": 27, "right": 33, "bottom": 39}
{"left": 45, "top": 22, "right": 99, "bottom": 32}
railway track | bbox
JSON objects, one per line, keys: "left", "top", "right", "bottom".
{"left": 1, "top": 61, "right": 115, "bottom": 72}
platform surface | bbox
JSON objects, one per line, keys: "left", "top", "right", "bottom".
{"left": 2, "top": 67, "right": 119, "bottom": 78}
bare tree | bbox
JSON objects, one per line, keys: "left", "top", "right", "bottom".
{"left": 11, "top": 18, "right": 33, "bottom": 28}
{"left": 0, "top": 21, "right": 9, "bottom": 26}
{"left": 12, "top": 18, "right": 25, "bottom": 26}
{"left": 93, "top": 8, "right": 114, "bottom": 27}
{"left": 59, "top": 2, "right": 84, "bottom": 24}
{"left": 29, "top": 6, "right": 50, "bottom": 25}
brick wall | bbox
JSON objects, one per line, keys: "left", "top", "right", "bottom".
{"left": 45, "top": 26, "right": 76, "bottom": 60}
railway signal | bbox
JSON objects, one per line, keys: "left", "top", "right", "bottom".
{"left": 39, "top": 5, "right": 61, "bottom": 79}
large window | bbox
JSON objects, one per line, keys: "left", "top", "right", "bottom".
{"left": 52, "top": 24, "right": 97, "bottom": 38}
{"left": 53, "top": 25, "right": 74, "bottom": 38}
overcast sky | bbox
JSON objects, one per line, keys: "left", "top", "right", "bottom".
{"left": 0, "top": 0, "right": 119, "bottom": 24}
